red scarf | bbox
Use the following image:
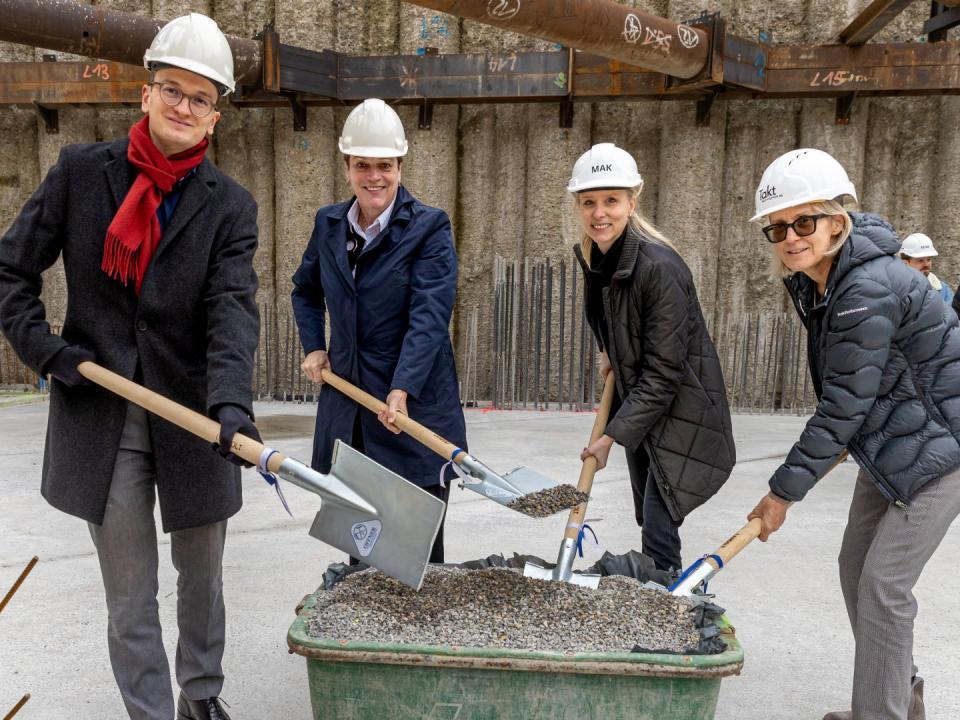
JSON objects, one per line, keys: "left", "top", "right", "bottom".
{"left": 102, "top": 116, "right": 208, "bottom": 294}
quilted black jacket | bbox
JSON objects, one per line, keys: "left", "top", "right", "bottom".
{"left": 575, "top": 228, "right": 736, "bottom": 522}
{"left": 773, "top": 212, "right": 960, "bottom": 505}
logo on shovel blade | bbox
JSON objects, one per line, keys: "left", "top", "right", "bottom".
{"left": 351, "top": 520, "right": 382, "bottom": 557}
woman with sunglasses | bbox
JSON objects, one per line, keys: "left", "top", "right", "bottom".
{"left": 572, "top": 143, "right": 736, "bottom": 573}
{"left": 747, "top": 149, "right": 960, "bottom": 720}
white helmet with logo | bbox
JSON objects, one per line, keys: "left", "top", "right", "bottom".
{"left": 144, "top": 13, "right": 235, "bottom": 95}
{"left": 751, "top": 148, "right": 857, "bottom": 222}
{"left": 338, "top": 99, "right": 408, "bottom": 158}
{"left": 567, "top": 143, "right": 643, "bottom": 193}
{"left": 900, "top": 233, "right": 938, "bottom": 258}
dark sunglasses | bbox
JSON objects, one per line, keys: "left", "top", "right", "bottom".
{"left": 761, "top": 214, "right": 829, "bottom": 244}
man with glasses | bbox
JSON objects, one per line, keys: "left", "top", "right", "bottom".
{"left": 0, "top": 13, "right": 259, "bottom": 720}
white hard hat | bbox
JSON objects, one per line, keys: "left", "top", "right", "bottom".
{"left": 751, "top": 148, "right": 857, "bottom": 222}
{"left": 338, "top": 99, "right": 408, "bottom": 158}
{"left": 144, "top": 13, "right": 235, "bottom": 95}
{"left": 901, "top": 233, "right": 938, "bottom": 258}
{"left": 567, "top": 143, "right": 643, "bottom": 193}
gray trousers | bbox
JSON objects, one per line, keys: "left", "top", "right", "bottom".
{"left": 88, "top": 404, "right": 227, "bottom": 720}
{"left": 838, "top": 465, "right": 960, "bottom": 720}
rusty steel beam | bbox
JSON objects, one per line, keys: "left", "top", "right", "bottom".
{"left": 402, "top": 0, "right": 709, "bottom": 79}
{"left": 3, "top": 39, "right": 960, "bottom": 111}
{"left": 837, "top": 0, "right": 916, "bottom": 45}
{"left": 763, "top": 39, "right": 960, "bottom": 95}
{"left": 0, "top": 60, "right": 144, "bottom": 105}
{"left": 0, "top": 0, "right": 262, "bottom": 86}
{"left": 924, "top": 4, "right": 960, "bottom": 35}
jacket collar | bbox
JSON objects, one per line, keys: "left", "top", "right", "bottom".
{"left": 103, "top": 138, "right": 137, "bottom": 209}
{"left": 572, "top": 225, "right": 643, "bottom": 286}
{"left": 325, "top": 185, "right": 417, "bottom": 291}
{"left": 613, "top": 226, "right": 642, "bottom": 285}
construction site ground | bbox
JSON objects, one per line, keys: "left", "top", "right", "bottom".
{"left": 2, "top": 399, "right": 958, "bottom": 719}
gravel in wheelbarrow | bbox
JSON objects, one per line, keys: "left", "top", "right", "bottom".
{"left": 306, "top": 551, "right": 726, "bottom": 656}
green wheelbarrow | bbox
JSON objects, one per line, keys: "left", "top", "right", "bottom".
{"left": 288, "top": 590, "right": 744, "bottom": 720}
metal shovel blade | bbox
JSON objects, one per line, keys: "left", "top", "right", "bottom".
{"left": 307, "top": 440, "right": 445, "bottom": 591}
{"left": 521, "top": 539, "right": 601, "bottom": 589}
{"left": 458, "top": 457, "right": 585, "bottom": 517}
{"left": 523, "top": 561, "right": 601, "bottom": 589}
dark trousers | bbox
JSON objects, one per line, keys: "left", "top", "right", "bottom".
{"left": 348, "top": 412, "right": 450, "bottom": 565}
{"left": 625, "top": 445, "right": 683, "bottom": 572}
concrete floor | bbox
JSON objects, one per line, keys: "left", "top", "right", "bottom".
{"left": 1, "top": 400, "right": 958, "bottom": 719}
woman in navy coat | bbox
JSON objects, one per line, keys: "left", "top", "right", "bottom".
{"left": 292, "top": 99, "right": 466, "bottom": 563}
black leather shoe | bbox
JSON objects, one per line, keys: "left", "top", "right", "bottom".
{"left": 176, "top": 692, "right": 232, "bottom": 720}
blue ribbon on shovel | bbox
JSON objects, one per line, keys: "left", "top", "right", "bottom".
{"left": 257, "top": 448, "right": 292, "bottom": 516}
{"left": 575, "top": 524, "right": 598, "bottom": 558}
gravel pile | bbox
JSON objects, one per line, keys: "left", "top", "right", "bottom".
{"left": 506, "top": 484, "right": 590, "bottom": 517}
{"left": 307, "top": 566, "right": 701, "bottom": 654}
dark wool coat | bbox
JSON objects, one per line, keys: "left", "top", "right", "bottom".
{"left": 0, "top": 138, "right": 259, "bottom": 531}
{"left": 575, "top": 227, "right": 736, "bottom": 522}
{"left": 291, "top": 185, "right": 466, "bottom": 487}
{"left": 775, "top": 212, "right": 960, "bottom": 505}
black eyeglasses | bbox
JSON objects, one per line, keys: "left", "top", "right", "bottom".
{"left": 149, "top": 82, "right": 216, "bottom": 118}
{"left": 762, "top": 214, "right": 828, "bottom": 244}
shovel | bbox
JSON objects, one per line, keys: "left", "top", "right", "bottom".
{"left": 665, "top": 519, "right": 762, "bottom": 596}
{"left": 664, "top": 450, "right": 851, "bottom": 597}
{"left": 319, "top": 369, "right": 586, "bottom": 518}
{"left": 523, "top": 372, "right": 617, "bottom": 589}
{"left": 76, "top": 362, "right": 445, "bottom": 591}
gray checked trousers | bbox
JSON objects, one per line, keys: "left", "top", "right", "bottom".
{"left": 838, "top": 465, "right": 960, "bottom": 720}
{"left": 88, "top": 404, "right": 227, "bottom": 720}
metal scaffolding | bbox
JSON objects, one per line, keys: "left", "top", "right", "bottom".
{"left": 0, "top": 0, "right": 958, "bottom": 133}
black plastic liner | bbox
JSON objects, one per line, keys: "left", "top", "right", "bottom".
{"left": 321, "top": 549, "right": 727, "bottom": 656}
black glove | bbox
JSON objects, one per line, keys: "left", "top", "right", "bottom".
{"left": 212, "top": 403, "right": 261, "bottom": 468}
{"left": 44, "top": 345, "right": 96, "bottom": 387}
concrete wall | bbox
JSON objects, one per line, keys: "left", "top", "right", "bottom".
{"left": 0, "top": 0, "right": 954, "bottom": 394}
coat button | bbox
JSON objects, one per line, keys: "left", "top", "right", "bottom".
{"left": 137, "top": 320, "right": 148, "bottom": 332}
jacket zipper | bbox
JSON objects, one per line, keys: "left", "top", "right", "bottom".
{"left": 905, "top": 362, "right": 950, "bottom": 431}
{"left": 846, "top": 442, "right": 908, "bottom": 508}
{"left": 792, "top": 281, "right": 909, "bottom": 508}
{"left": 601, "top": 286, "right": 620, "bottom": 395}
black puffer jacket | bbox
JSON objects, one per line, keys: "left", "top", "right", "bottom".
{"left": 773, "top": 212, "right": 960, "bottom": 505}
{"left": 575, "top": 228, "right": 736, "bottom": 522}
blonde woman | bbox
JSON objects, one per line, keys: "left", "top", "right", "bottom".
{"left": 572, "top": 143, "right": 736, "bottom": 572}
{"left": 747, "top": 148, "right": 960, "bottom": 720}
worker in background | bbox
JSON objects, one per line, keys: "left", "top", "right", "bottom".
{"left": 570, "top": 143, "right": 736, "bottom": 573}
{"left": 747, "top": 148, "right": 960, "bottom": 720}
{"left": 0, "top": 14, "right": 259, "bottom": 720}
{"left": 292, "top": 98, "right": 466, "bottom": 564}
{"left": 899, "top": 232, "right": 953, "bottom": 306}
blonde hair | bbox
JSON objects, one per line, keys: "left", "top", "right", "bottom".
{"left": 576, "top": 185, "right": 677, "bottom": 264}
{"left": 766, "top": 200, "right": 853, "bottom": 279}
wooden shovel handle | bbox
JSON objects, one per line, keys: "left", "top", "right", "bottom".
{"left": 563, "top": 372, "right": 617, "bottom": 540}
{"left": 713, "top": 518, "right": 762, "bottom": 567}
{"left": 77, "top": 362, "right": 285, "bottom": 474}
{"left": 709, "top": 450, "right": 850, "bottom": 570}
{"left": 319, "top": 369, "right": 463, "bottom": 463}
